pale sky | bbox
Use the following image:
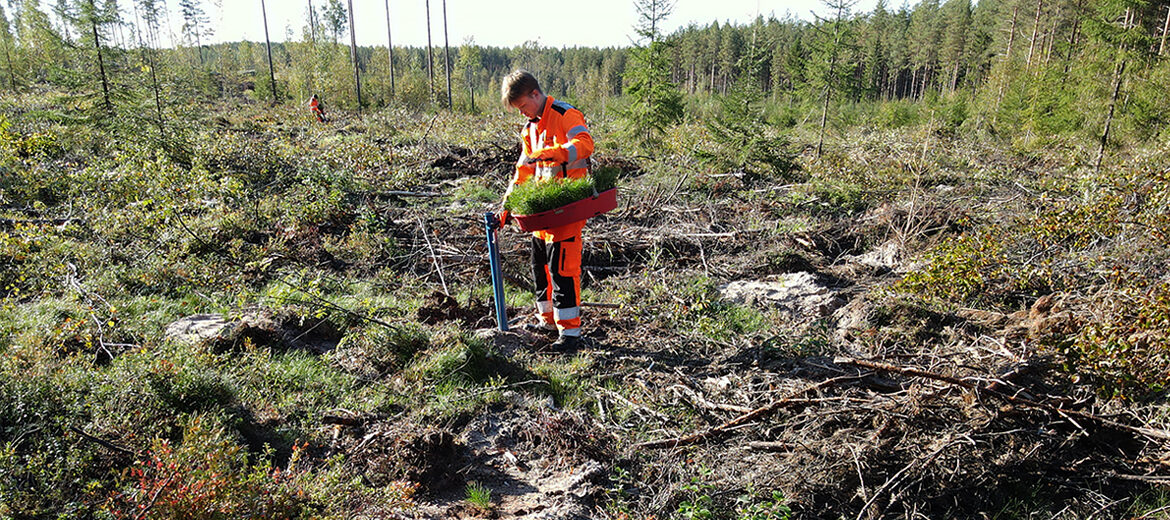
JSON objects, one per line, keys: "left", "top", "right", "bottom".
{"left": 128, "top": 0, "right": 879, "bottom": 49}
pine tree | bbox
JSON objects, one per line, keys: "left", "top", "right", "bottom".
{"left": 321, "top": 0, "right": 345, "bottom": 45}
{"left": 178, "top": 0, "right": 208, "bottom": 66}
{"left": 908, "top": 0, "right": 943, "bottom": 98}
{"left": 941, "top": 0, "right": 972, "bottom": 91}
{"left": 383, "top": 0, "right": 394, "bottom": 98}
{"left": 718, "top": 25, "right": 743, "bottom": 93}
{"left": 260, "top": 0, "right": 277, "bottom": 104}
{"left": 346, "top": 0, "right": 360, "bottom": 111}
{"left": 453, "top": 38, "right": 480, "bottom": 111}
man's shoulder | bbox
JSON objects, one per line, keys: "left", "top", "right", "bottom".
{"left": 550, "top": 99, "right": 580, "bottom": 117}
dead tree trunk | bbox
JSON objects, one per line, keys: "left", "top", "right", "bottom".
{"left": 308, "top": 0, "right": 317, "bottom": 42}
{"left": 347, "top": 0, "right": 362, "bottom": 112}
{"left": 133, "top": 2, "right": 165, "bottom": 130}
{"left": 442, "top": 0, "right": 451, "bottom": 108}
{"left": 1026, "top": 0, "right": 1044, "bottom": 69}
{"left": 425, "top": 0, "right": 434, "bottom": 103}
{"left": 1044, "top": 18, "right": 1058, "bottom": 67}
{"left": 994, "top": 5, "right": 1020, "bottom": 118}
{"left": 1160, "top": 5, "right": 1169, "bottom": 56}
{"left": 261, "top": 0, "right": 278, "bottom": 105}
{"left": 87, "top": 0, "right": 112, "bottom": 115}
{"left": 1095, "top": 9, "right": 1132, "bottom": 174}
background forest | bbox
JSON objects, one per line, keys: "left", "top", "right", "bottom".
{"left": 0, "top": 0, "right": 1166, "bottom": 150}
{"left": 4, "top": 0, "right": 1170, "bottom": 518}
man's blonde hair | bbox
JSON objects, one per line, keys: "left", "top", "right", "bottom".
{"left": 501, "top": 70, "right": 541, "bottom": 105}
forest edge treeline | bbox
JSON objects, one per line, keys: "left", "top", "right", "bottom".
{"left": 0, "top": 0, "right": 1165, "bottom": 159}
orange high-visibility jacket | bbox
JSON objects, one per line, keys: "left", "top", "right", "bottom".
{"left": 510, "top": 96, "right": 594, "bottom": 242}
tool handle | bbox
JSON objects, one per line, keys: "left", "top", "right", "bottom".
{"left": 484, "top": 212, "right": 509, "bottom": 331}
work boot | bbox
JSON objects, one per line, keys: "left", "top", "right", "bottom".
{"left": 548, "top": 334, "right": 580, "bottom": 351}
{"left": 520, "top": 321, "right": 557, "bottom": 336}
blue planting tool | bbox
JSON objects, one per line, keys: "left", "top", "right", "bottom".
{"left": 484, "top": 212, "right": 509, "bottom": 331}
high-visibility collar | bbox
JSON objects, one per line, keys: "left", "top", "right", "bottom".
{"left": 529, "top": 95, "right": 553, "bottom": 124}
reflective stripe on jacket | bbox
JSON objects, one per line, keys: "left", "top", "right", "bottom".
{"left": 510, "top": 96, "right": 594, "bottom": 242}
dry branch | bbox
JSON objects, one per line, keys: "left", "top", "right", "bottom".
{"left": 834, "top": 357, "right": 1170, "bottom": 443}
{"left": 634, "top": 377, "right": 851, "bottom": 449}
{"left": 69, "top": 426, "right": 136, "bottom": 455}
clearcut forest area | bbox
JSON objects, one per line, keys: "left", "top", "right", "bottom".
{"left": 4, "top": 0, "right": 1170, "bottom": 518}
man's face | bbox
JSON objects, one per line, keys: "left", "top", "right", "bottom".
{"left": 510, "top": 90, "right": 545, "bottom": 120}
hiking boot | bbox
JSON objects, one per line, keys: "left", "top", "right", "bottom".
{"left": 548, "top": 334, "right": 580, "bottom": 351}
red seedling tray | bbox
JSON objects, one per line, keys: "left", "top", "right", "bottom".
{"left": 514, "top": 188, "right": 618, "bottom": 232}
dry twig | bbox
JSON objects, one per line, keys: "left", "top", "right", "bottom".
{"left": 835, "top": 357, "right": 1170, "bottom": 443}
{"left": 635, "top": 376, "right": 852, "bottom": 449}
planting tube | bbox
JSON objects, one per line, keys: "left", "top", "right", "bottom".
{"left": 484, "top": 212, "right": 509, "bottom": 331}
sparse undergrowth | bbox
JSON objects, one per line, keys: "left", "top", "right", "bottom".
{"left": 2, "top": 91, "right": 1170, "bottom": 519}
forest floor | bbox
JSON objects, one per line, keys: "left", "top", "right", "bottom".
{"left": 3, "top": 95, "right": 1170, "bottom": 519}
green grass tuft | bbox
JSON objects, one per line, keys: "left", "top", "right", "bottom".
{"left": 465, "top": 481, "right": 493, "bottom": 510}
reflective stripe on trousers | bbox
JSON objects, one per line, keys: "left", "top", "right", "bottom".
{"left": 531, "top": 234, "right": 582, "bottom": 333}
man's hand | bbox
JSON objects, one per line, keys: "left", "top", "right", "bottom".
{"left": 527, "top": 146, "right": 568, "bottom": 164}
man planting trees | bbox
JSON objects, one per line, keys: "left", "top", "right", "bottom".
{"left": 499, "top": 69, "right": 594, "bottom": 350}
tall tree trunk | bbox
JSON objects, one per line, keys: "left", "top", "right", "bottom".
{"left": 1043, "top": 18, "right": 1057, "bottom": 68}
{"left": 347, "top": 0, "right": 362, "bottom": 112}
{"left": 195, "top": 29, "right": 204, "bottom": 66}
{"left": 442, "top": 0, "right": 451, "bottom": 108}
{"left": 1160, "top": 5, "right": 1169, "bottom": 56}
{"left": 1063, "top": 14, "right": 1081, "bottom": 74}
{"left": 817, "top": 80, "right": 832, "bottom": 157}
{"left": 995, "top": 5, "right": 1020, "bottom": 117}
{"left": 384, "top": 0, "right": 395, "bottom": 98}
{"left": 133, "top": 2, "right": 165, "bottom": 130}
{"left": 261, "top": 0, "right": 278, "bottom": 105}
{"left": 467, "top": 65, "right": 475, "bottom": 111}
{"left": 2, "top": 39, "right": 15, "bottom": 91}
{"left": 308, "top": 0, "right": 317, "bottom": 42}
{"left": 1095, "top": 58, "right": 1125, "bottom": 173}
{"left": 1026, "top": 0, "right": 1043, "bottom": 69}
{"left": 88, "top": 0, "right": 112, "bottom": 115}
{"left": 817, "top": 5, "right": 844, "bottom": 159}
{"left": 920, "top": 67, "right": 930, "bottom": 100}
{"left": 148, "top": 49, "right": 163, "bottom": 129}
{"left": 425, "top": 0, "right": 434, "bottom": 103}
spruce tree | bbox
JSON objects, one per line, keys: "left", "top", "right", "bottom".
{"left": 700, "top": 28, "right": 796, "bottom": 177}
{"left": 621, "top": 0, "right": 683, "bottom": 146}
{"left": 810, "top": 0, "right": 858, "bottom": 157}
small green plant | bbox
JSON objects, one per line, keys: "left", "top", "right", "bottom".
{"left": 503, "top": 166, "right": 618, "bottom": 215}
{"left": 735, "top": 490, "right": 793, "bottom": 520}
{"left": 465, "top": 481, "right": 493, "bottom": 511}
{"left": 677, "top": 474, "right": 715, "bottom": 520}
